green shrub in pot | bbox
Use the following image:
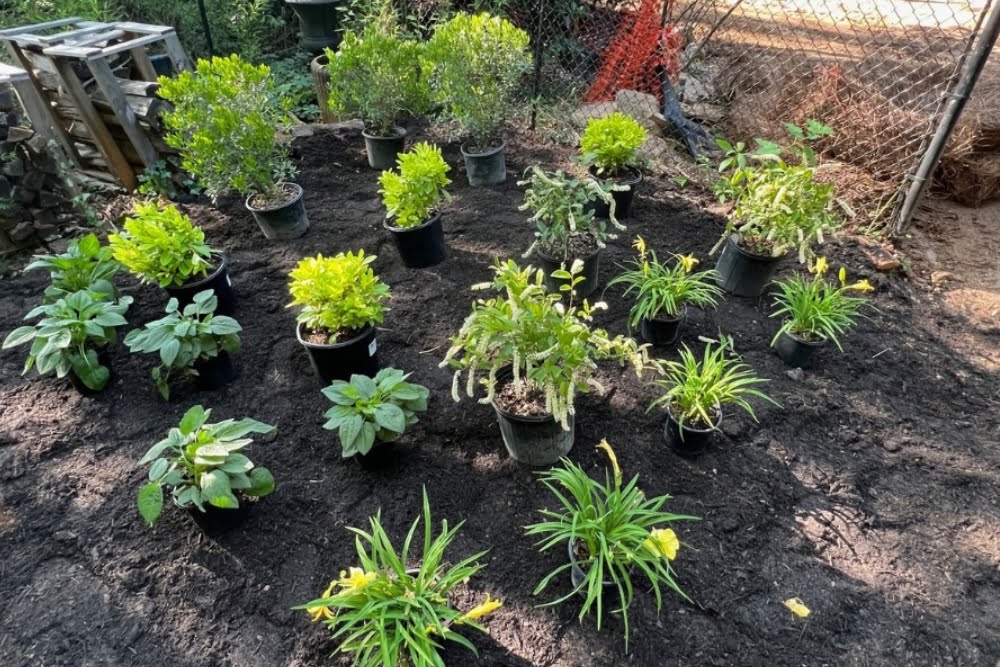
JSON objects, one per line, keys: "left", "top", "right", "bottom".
{"left": 26, "top": 233, "right": 120, "bottom": 303}
{"left": 579, "top": 112, "right": 646, "bottom": 177}
{"left": 379, "top": 142, "right": 451, "bottom": 229}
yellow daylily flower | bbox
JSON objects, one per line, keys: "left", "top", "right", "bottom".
{"left": 632, "top": 236, "right": 647, "bottom": 256}
{"left": 643, "top": 527, "right": 680, "bottom": 560}
{"left": 596, "top": 439, "right": 622, "bottom": 489}
{"left": 847, "top": 279, "right": 874, "bottom": 293}
{"left": 812, "top": 257, "right": 829, "bottom": 275}
{"left": 337, "top": 567, "right": 377, "bottom": 595}
{"left": 425, "top": 625, "right": 439, "bottom": 636}
{"left": 838, "top": 266, "right": 847, "bottom": 285}
{"left": 307, "top": 580, "right": 337, "bottom": 622}
{"left": 458, "top": 594, "right": 503, "bottom": 623}
{"left": 679, "top": 254, "right": 700, "bottom": 273}
{"left": 784, "top": 597, "right": 811, "bottom": 618}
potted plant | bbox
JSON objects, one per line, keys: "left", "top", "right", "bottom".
{"left": 158, "top": 55, "right": 309, "bottom": 240}
{"left": 607, "top": 237, "right": 724, "bottom": 346}
{"left": 440, "top": 260, "right": 650, "bottom": 466}
{"left": 296, "top": 490, "right": 501, "bottom": 666}
{"left": 579, "top": 112, "right": 647, "bottom": 219}
{"left": 424, "top": 12, "right": 532, "bottom": 186}
{"left": 288, "top": 251, "right": 390, "bottom": 384}
{"left": 3, "top": 289, "right": 132, "bottom": 393}
{"left": 379, "top": 142, "right": 451, "bottom": 268}
{"left": 286, "top": 0, "right": 340, "bottom": 52}
{"left": 322, "top": 368, "right": 429, "bottom": 468}
{"left": 109, "top": 202, "right": 235, "bottom": 316}
{"left": 712, "top": 121, "right": 841, "bottom": 297}
{"left": 136, "top": 404, "right": 275, "bottom": 534}
{"left": 124, "top": 290, "right": 242, "bottom": 400}
{"left": 648, "top": 343, "right": 777, "bottom": 457}
{"left": 26, "top": 233, "right": 120, "bottom": 303}
{"left": 520, "top": 166, "right": 624, "bottom": 299}
{"left": 526, "top": 440, "right": 698, "bottom": 646}
{"left": 770, "top": 257, "right": 874, "bottom": 367}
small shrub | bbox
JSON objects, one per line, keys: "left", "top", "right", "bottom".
{"left": 109, "top": 202, "right": 219, "bottom": 288}
{"left": 26, "top": 233, "right": 120, "bottom": 303}
{"left": 379, "top": 142, "right": 451, "bottom": 228}
{"left": 287, "top": 251, "right": 390, "bottom": 342}
{"left": 579, "top": 112, "right": 646, "bottom": 176}
{"left": 136, "top": 404, "right": 275, "bottom": 526}
{"left": 322, "top": 368, "right": 429, "bottom": 457}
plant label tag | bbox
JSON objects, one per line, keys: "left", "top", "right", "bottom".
{"left": 368, "top": 339, "right": 377, "bottom": 357}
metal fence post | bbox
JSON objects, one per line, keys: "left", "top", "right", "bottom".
{"left": 529, "top": 0, "right": 546, "bottom": 131}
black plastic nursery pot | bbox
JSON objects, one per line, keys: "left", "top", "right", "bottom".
{"left": 385, "top": 212, "right": 447, "bottom": 268}
{"left": 285, "top": 0, "right": 340, "bottom": 52}
{"left": 149, "top": 54, "right": 174, "bottom": 77}
{"left": 297, "top": 322, "right": 379, "bottom": 385}
{"left": 187, "top": 497, "right": 254, "bottom": 536}
{"left": 492, "top": 388, "right": 575, "bottom": 466}
{"left": 568, "top": 539, "right": 623, "bottom": 597}
{"left": 537, "top": 247, "right": 602, "bottom": 300}
{"left": 460, "top": 140, "right": 506, "bottom": 187}
{"left": 774, "top": 329, "right": 827, "bottom": 368}
{"left": 363, "top": 127, "right": 406, "bottom": 171}
{"left": 714, "top": 234, "right": 785, "bottom": 298}
{"left": 663, "top": 407, "right": 721, "bottom": 458}
{"left": 354, "top": 441, "right": 400, "bottom": 471}
{"left": 640, "top": 306, "right": 687, "bottom": 346}
{"left": 68, "top": 348, "right": 112, "bottom": 395}
{"left": 164, "top": 257, "right": 237, "bottom": 317}
{"left": 587, "top": 166, "right": 642, "bottom": 219}
{"left": 193, "top": 351, "right": 236, "bottom": 390}
{"left": 246, "top": 183, "right": 310, "bottom": 240}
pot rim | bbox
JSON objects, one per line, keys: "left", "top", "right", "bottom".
{"left": 296, "top": 321, "right": 375, "bottom": 350}
{"left": 587, "top": 164, "right": 643, "bottom": 186}
{"left": 383, "top": 210, "right": 442, "bottom": 234}
{"left": 645, "top": 304, "right": 688, "bottom": 324}
{"left": 245, "top": 182, "right": 303, "bottom": 213}
{"left": 490, "top": 366, "right": 568, "bottom": 423}
{"left": 362, "top": 125, "right": 407, "bottom": 140}
{"left": 536, "top": 241, "right": 603, "bottom": 265}
{"left": 460, "top": 139, "right": 505, "bottom": 158}
{"left": 170, "top": 255, "right": 227, "bottom": 292}
{"left": 726, "top": 233, "right": 786, "bottom": 262}
{"left": 667, "top": 402, "right": 723, "bottom": 434}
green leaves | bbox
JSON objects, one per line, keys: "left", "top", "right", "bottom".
{"left": 769, "top": 265, "right": 872, "bottom": 350}
{"left": 26, "top": 233, "right": 121, "bottom": 304}
{"left": 287, "top": 251, "right": 390, "bottom": 339}
{"left": 580, "top": 112, "right": 646, "bottom": 174}
{"left": 380, "top": 143, "right": 451, "bottom": 229}
{"left": 137, "top": 482, "right": 164, "bottom": 526}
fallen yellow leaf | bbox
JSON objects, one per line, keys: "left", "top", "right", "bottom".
{"left": 784, "top": 597, "right": 811, "bottom": 618}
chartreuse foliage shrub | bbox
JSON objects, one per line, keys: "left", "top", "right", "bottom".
{"left": 322, "top": 368, "right": 429, "bottom": 458}
{"left": 158, "top": 55, "right": 296, "bottom": 203}
{"left": 441, "top": 260, "right": 651, "bottom": 429}
{"left": 26, "top": 233, "right": 120, "bottom": 303}
{"left": 579, "top": 112, "right": 646, "bottom": 176}
{"left": 2, "top": 290, "right": 132, "bottom": 391}
{"left": 423, "top": 12, "right": 532, "bottom": 147}
{"left": 324, "top": 23, "right": 428, "bottom": 136}
{"left": 526, "top": 440, "right": 698, "bottom": 646}
{"left": 296, "top": 489, "right": 500, "bottom": 667}
{"left": 287, "top": 251, "right": 390, "bottom": 342}
{"left": 379, "top": 143, "right": 451, "bottom": 228}
{"left": 137, "top": 404, "right": 275, "bottom": 526}
{"left": 109, "top": 202, "right": 219, "bottom": 288}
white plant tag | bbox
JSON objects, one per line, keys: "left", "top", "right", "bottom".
{"left": 368, "top": 339, "right": 377, "bottom": 357}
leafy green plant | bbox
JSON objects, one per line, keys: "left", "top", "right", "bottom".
{"left": 441, "top": 259, "right": 651, "bottom": 429}
{"left": 519, "top": 166, "right": 624, "bottom": 261}
{"left": 137, "top": 158, "right": 201, "bottom": 200}
{"left": 423, "top": 12, "right": 532, "bottom": 148}
{"left": 158, "top": 55, "right": 296, "bottom": 204}
{"left": 2, "top": 290, "right": 132, "bottom": 391}
{"left": 26, "top": 233, "right": 120, "bottom": 303}
{"left": 136, "top": 404, "right": 275, "bottom": 526}
{"left": 324, "top": 24, "right": 429, "bottom": 136}
{"left": 713, "top": 121, "right": 841, "bottom": 262}
{"left": 296, "top": 490, "right": 501, "bottom": 667}
{"left": 269, "top": 53, "right": 321, "bottom": 122}
{"left": 322, "top": 368, "right": 430, "bottom": 458}
{"left": 648, "top": 343, "right": 777, "bottom": 430}
{"left": 770, "top": 256, "right": 874, "bottom": 349}
{"left": 379, "top": 142, "right": 451, "bottom": 228}
{"left": 579, "top": 112, "right": 646, "bottom": 176}
{"left": 109, "top": 202, "right": 219, "bottom": 288}
{"left": 607, "top": 236, "right": 724, "bottom": 327}
{"left": 287, "top": 251, "right": 390, "bottom": 343}
{"left": 124, "top": 290, "right": 241, "bottom": 400}
{"left": 526, "top": 440, "right": 698, "bottom": 645}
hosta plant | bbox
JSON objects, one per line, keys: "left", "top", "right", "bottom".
{"left": 26, "top": 233, "right": 120, "bottom": 303}
{"left": 322, "top": 368, "right": 430, "bottom": 457}
{"left": 526, "top": 440, "right": 698, "bottom": 645}
{"left": 124, "top": 290, "right": 242, "bottom": 400}
{"left": 441, "top": 259, "right": 651, "bottom": 429}
{"left": 109, "top": 201, "right": 219, "bottom": 288}
{"left": 607, "top": 237, "right": 724, "bottom": 327}
{"left": 713, "top": 121, "right": 842, "bottom": 262}
{"left": 287, "top": 251, "right": 390, "bottom": 343}
{"left": 2, "top": 290, "right": 132, "bottom": 391}
{"left": 579, "top": 112, "right": 646, "bottom": 177}
{"left": 296, "top": 490, "right": 500, "bottom": 667}
{"left": 519, "top": 166, "right": 624, "bottom": 261}
{"left": 770, "top": 257, "right": 874, "bottom": 349}
{"left": 136, "top": 404, "right": 276, "bottom": 526}
{"left": 379, "top": 142, "right": 451, "bottom": 228}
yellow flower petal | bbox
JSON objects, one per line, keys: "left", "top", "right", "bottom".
{"left": 679, "top": 254, "right": 700, "bottom": 273}
{"left": 643, "top": 527, "right": 680, "bottom": 560}
{"left": 847, "top": 279, "right": 874, "bottom": 293}
{"left": 596, "top": 439, "right": 622, "bottom": 488}
{"left": 838, "top": 266, "right": 846, "bottom": 284}
{"left": 632, "top": 236, "right": 647, "bottom": 256}
{"left": 784, "top": 597, "right": 811, "bottom": 618}
{"left": 812, "top": 257, "right": 829, "bottom": 275}
{"left": 307, "top": 580, "right": 338, "bottom": 622}
{"left": 459, "top": 594, "right": 503, "bottom": 622}
{"left": 337, "top": 567, "right": 377, "bottom": 595}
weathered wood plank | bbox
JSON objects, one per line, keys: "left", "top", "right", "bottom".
{"left": 86, "top": 56, "right": 159, "bottom": 169}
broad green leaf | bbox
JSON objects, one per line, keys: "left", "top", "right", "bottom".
{"left": 209, "top": 316, "right": 242, "bottom": 335}
{"left": 339, "top": 414, "right": 364, "bottom": 451}
{"left": 199, "top": 469, "right": 233, "bottom": 505}
{"left": 220, "top": 453, "right": 253, "bottom": 473}
{"left": 246, "top": 467, "right": 275, "bottom": 496}
{"left": 374, "top": 403, "right": 406, "bottom": 433}
{"left": 160, "top": 338, "right": 180, "bottom": 367}
{"left": 137, "top": 482, "right": 163, "bottom": 525}
{"left": 179, "top": 405, "right": 208, "bottom": 434}
{"left": 3, "top": 326, "right": 37, "bottom": 349}
{"left": 352, "top": 374, "right": 377, "bottom": 400}
{"left": 148, "top": 458, "right": 169, "bottom": 481}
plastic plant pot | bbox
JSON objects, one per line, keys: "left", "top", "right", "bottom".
{"left": 246, "top": 183, "right": 310, "bottom": 240}
{"left": 536, "top": 247, "right": 602, "bottom": 299}
{"left": 773, "top": 329, "right": 827, "bottom": 368}
{"left": 663, "top": 407, "right": 721, "bottom": 458}
{"left": 587, "top": 165, "right": 642, "bottom": 219}
{"left": 297, "top": 322, "right": 379, "bottom": 385}
{"left": 164, "top": 256, "right": 237, "bottom": 317}
{"left": 639, "top": 306, "right": 687, "bottom": 346}
{"left": 714, "top": 234, "right": 785, "bottom": 297}
{"left": 385, "top": 212, "right": 447, "bottom": 268}
{"left": 193, "top": 351, "right": 236, "bottom": 391}
{"left": 460, "top": 140, "right": 506, "bottom": 186}
{"left": 363, "top": 127, "right": 407, "bottom": 170}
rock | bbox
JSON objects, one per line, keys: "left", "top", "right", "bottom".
{"left": 19, "top": 169, "right": 45, "bottom": 191}
{"left": 785, "top": 368, "right": 805, "bottom": 381}
{"left": 615, "top": 90, "right": 660, "bottom": 129}
{"left": 2, "top": 156, "right": 24, "bottom": 178}
{"left": 291, "top": 124, "right": 314, "bottom": 137}
{"left": 882, "top": 437, "right": 904, "bottom": 453}
{"left": 9, "top": 221, "right": 33, "bottom": 242}
{"left": 720, "top": 517, "right": 739, "bottom": 533}
{"left": 13, "top": 186, "right": 35, "bottom": 204}
{"left": 931, "top": 270, "right": 953, "bottom": 286}
{"left": 54, "top": 530, "right": 77, "bottom": 542}
{"left": 683, "top": 74, "right": 715, "bottom": 103}
{"left": 569, "top": 102, "right": 608, "bottom": 129}
{"left": 681, "top": 101, "right": 726, "bottom": 124}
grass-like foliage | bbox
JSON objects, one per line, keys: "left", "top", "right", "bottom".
{"left": 110, "top": 202, "right": 219, "bottom": 288}
{"left": 608, "top": 236, "right": 724, "bottom": 327}
{"left": 26, "top": 233, "right": 120, "bottom": 303}
{"left": 580, "top": 112, "right": 646, "bottom": 176}
{"left": 525, "top": 441, "right": 698, "bottom": 646}
{"left": 770, "top": 257, "right": 873, "bottom": 349}
{"left": 287, "top": 251, "right": 390, "bottom": 342}
{"left": 296, "top": 490, "right": 501, "bottom": 667}
{"left": 379, "top": 142, "right": 451, "bottom": 229}
{"left": 648, "top": 343, "right": 777, "bottom": 430}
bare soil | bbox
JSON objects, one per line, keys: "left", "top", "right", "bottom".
{"left": 1, "top": 126, "right": 998, "bottom": 666}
